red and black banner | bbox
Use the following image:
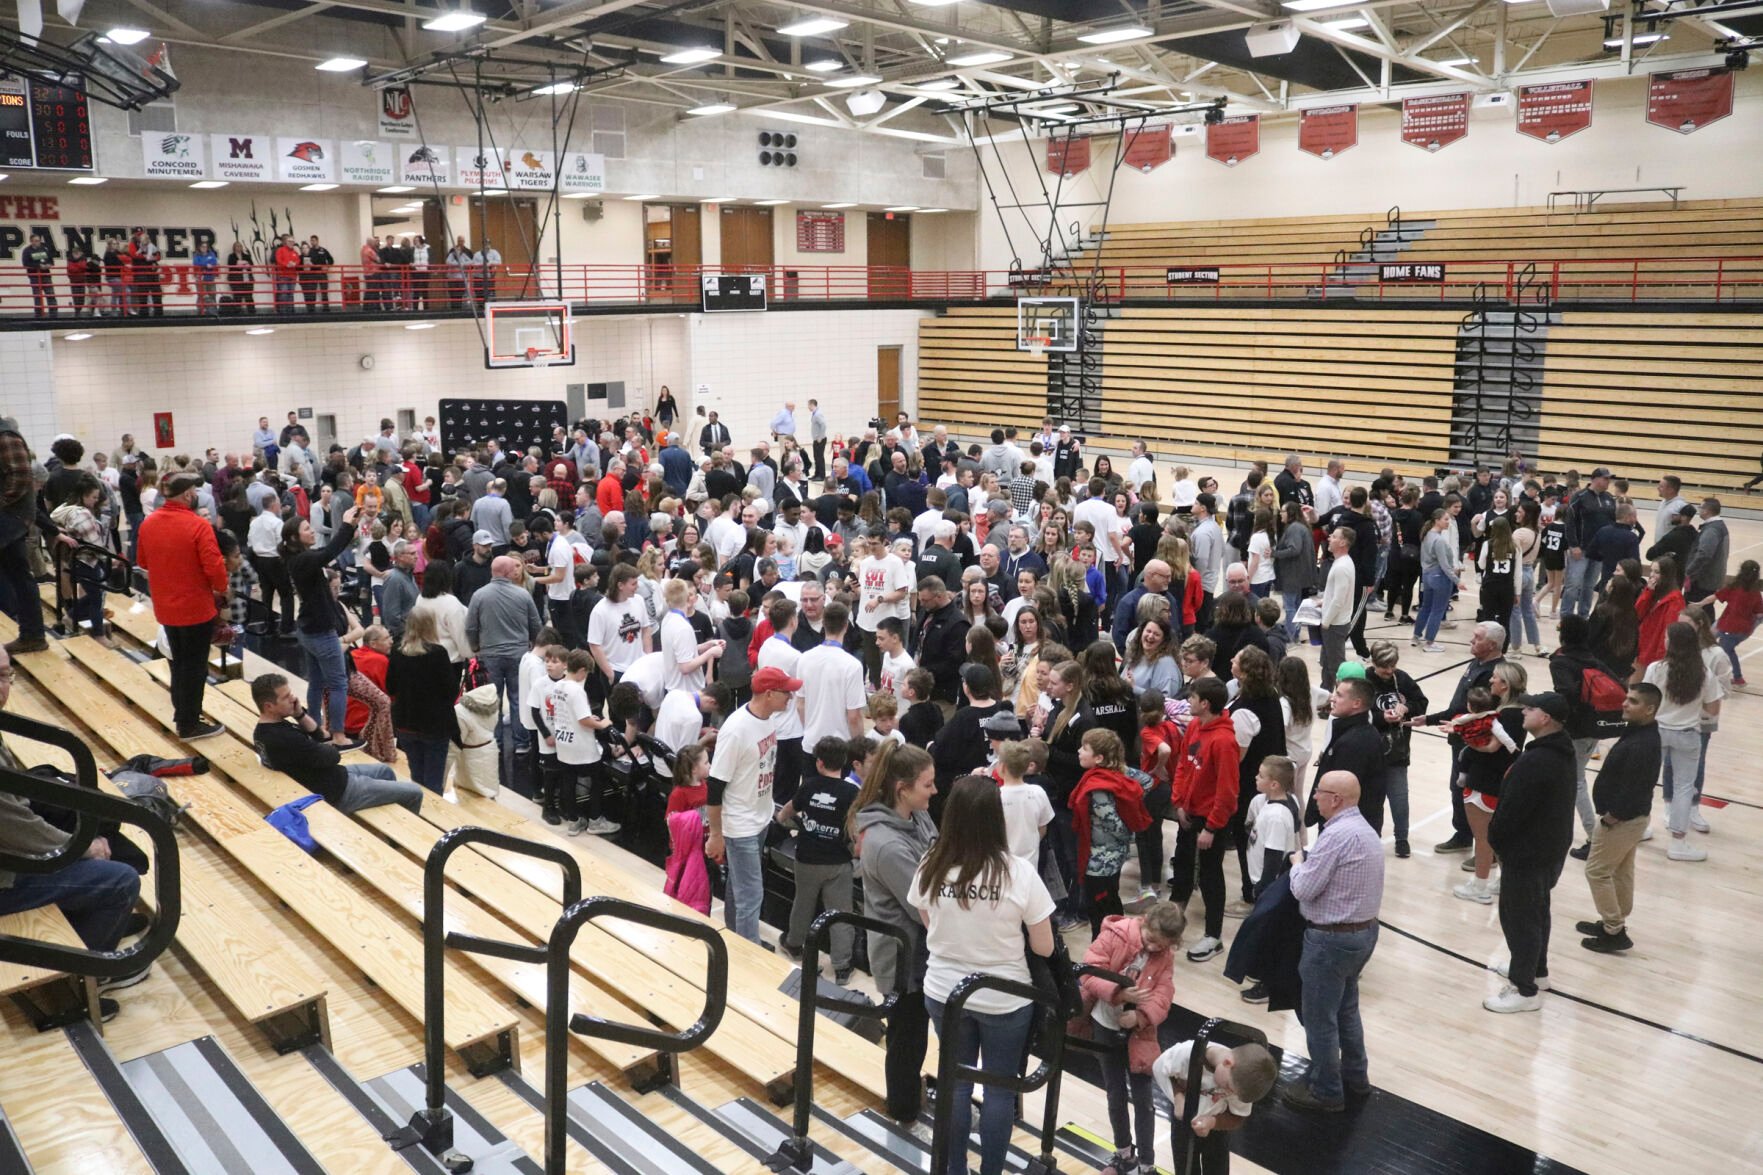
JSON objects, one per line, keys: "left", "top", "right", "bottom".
{"left": 1046, "top": 135, "right": 1091, "bottom": 175}
{"left": 1205, "top": 115, "right": 1259, "bottom": 167}
{"left": 1401, "top": 92, "right": 1469, "bottom": 152}
{"left": 1647, "top": 68, "right": 1734, "bottom": 134}
{"left": 1298, "top": 104, "right": 1357, "bottom": 159}
{"left": 1122, "top": 125, "right": 1171, "bottom": 173}
{"left": 1516, "top": 80, "right": 1593, "bottom": 143}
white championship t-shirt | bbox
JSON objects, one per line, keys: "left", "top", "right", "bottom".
{"left": 546, "top": 677, "right": 602, "bottom": 766}
{"left": 1000, "top": 783, "right": 1055, "bottom": 863}
{"left": 588, "top": 595, "right": 649, "bottom": 674}
{"left": 709, "top": 703, "right": 781, "bottom": 838}
{"left": 754, "top": 637, "right": 805, "bottom": 741}
{"left": 660, "top": 609, "right": 704, "bottom": 691}
{"left": 909, "top": 854, "right": 1055, "bottom": 1015}
{"left": 797, "top": 641, "right": 867, "bottom": 751}
{"left": 856, "top": 555, "right": 912, "bottom": 632}
{"left": 879, "top": 648, "right": 916, "bottom": 702}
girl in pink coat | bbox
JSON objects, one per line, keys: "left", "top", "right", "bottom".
{"left": 1074, "top": 903, "right": 1184, "bottom": 1175}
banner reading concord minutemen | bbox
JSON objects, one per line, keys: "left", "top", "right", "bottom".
{"left": 1298, "top": 105, "right": 1357, "bottom": 159}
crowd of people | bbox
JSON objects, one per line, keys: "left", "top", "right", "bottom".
{"left": 0, "top": 400, "right": 1752, "bottom": 1175}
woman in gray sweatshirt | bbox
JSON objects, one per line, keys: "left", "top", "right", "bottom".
{"left": 1271, "top": 500, "right": 1316, "bottom": 641}
{"left": 851, "top": 741, "right": 938, "bottom": 1126}
{"left": 1414, "top": 508, "right": 1461, "bottom": 649}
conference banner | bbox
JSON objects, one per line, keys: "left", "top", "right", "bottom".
{"left": 1646, "top": 68, "right": 1734, "bottom": 134}
{"left": 378, "top": 85, "right": 416, "bottom": 139}
{"left": 1401, "top": 93, "right": 1469, "bottom": 151}
{"left": 1517, "top": 80, "right": 1593, "bottom": 143}
{"left": 1122, "top": 125, "right": 1172, "bottom": 173}
{"left": 1298, "top": 104, "right": 1357, "bottom": 159}
{"left": 1205, "top": 115, "right": 1259, "bottom": 166}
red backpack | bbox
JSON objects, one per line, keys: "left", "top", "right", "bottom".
{"left": 1579, "top": 664, "right": 1628, "bottom": 732}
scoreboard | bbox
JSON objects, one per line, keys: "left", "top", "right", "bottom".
{"left": 0, "top": 77, "right": 95, "bottom": 171}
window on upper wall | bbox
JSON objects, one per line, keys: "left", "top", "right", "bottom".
{"left": 591, "top": 105, "right": 625, "bottom": 159}
{"left": 922, "top": 153, "right": 945, "bottom": 179}
{"left": 128, "top": 100, "right": 177, "bottom": 136}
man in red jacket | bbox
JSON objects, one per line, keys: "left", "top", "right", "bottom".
{"left": 136, "top": 472, "right": 228, "bottom": 740}
{"left": 1170, "top": 675, "right": 1241, "bottom": 962}
{"left": 272, "top": 234, "right": 301, "bottom": 313}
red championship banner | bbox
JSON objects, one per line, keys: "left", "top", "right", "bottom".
{"left": 1517, "top": 80, "right": 1593, "bottom": 143}
{"left": 1647, "top": 68, "right": 1734, "bottom": 134}
{"left": 1122, "top": 125, "right": 1172, "bottom": 173}
{"left": 1298, "top": 104, "right": 1357, "bottom": 159}
{"left": 1046, "top": 135, "right": 1091, "bottom": 176}
{"left": 1205, "top": 115, "right": 1259, "bottom": 166}
{"left": 1401, "top": 92, "right": 1469, "bottom": 152}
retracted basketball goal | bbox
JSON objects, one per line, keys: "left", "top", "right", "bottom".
{"left": 484, "top": 301, "right": 577, "bottom": 370}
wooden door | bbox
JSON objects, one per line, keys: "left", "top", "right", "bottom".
{"left": 877, "top": 346, "right": 902, "bottom": 424}
{"left": 720, "top": 206, "right": 774, "bottom": 271}
{"left": 670, "top": 204, "right": 702, "bottom": 302}
{"left": 868, "top": 213, "right": 911, "bottom": 298}
{"left": 472, "top": 198, "right": 539, "bottom": 299}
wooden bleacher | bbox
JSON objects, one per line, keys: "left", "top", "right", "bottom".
{"left": 1537, "top": 310, "right": 1763, "bottom": 494}
{"left": 918, "top": 306, "right": 1050, "bottom": 436}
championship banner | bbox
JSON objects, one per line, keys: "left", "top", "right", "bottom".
{"left": 378, "top": 85, "right": 416, "bottom": 139}
{"left": 1122, "top": 125, "right": 1171, "bottom": 173}
{"left": 1401, "top": 93, "right": 1469, "bottom": 152}
{"left": 211, "top": 132, "right": 271, "bottom": 182}
{"left": 276, "top": 137, "right": 336, "bottom": 183}
{"left": 340, "top": 140, "right": 394, "bottom": 186}
{"left": 1205, "top": 115, "right": 1259, "bottom": 166}
{"left": 1046, "top": 136, "right": 1091, "bottom": 176}
{"left": 142, "top": 131, "right": 205, "bottom": 179}
{"left": 1516, "top": 80, "right": 1593, "bottom": 143}
{"left": 1647, "top": 68, "right": 1734, "bottom": 134}
{"left": 1298, "top": 104, "right": 1357, "bottom": 159}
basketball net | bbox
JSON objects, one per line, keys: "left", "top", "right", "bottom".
{"left": 1024, "top": 335, "right": 1050, "bottom": 357}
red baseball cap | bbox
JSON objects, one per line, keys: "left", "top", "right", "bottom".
{"left": 751, "top": 666, "right": 804, "bottom": 694}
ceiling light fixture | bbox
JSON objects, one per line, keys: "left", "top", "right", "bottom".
{"left": 778, "top": 17, "right": 848, "bottom": 36}
{"left": 104, "top": 27, "right": 151, "bottom": 45}
{"left": 884, "top": 205, "right": 917, "bottom": 212}
{"left": 378, "top": 185, "right": 415, "bottom": 193}
{"left": 917, "top": 78, "right": 960, "bottom": 90}
{"left": 315, "top": 56, "right": 368, "bottom": 71}
{"left": 908, "top": 0, "right": 963, "bottom": 7}
{"left": 422, "top": 9, "right": 487, "bottom": 32}
{"left": 246, "top": 327, "right": 276, "bottom": 335}
{"left": 533, "top": 81, "right": 578, "bottom": 95}
{"left": 406, "top": 322, "right": 437, "bottom": 330}
{"left": 661, "top": 47, "right": 720, "bottom": 64}
{"left": 706, "top": 196, "right": 739, "bottom": 203}
{"left": 754, "top": 198, "right": 790, "bottom": 205}
{"left": 189, "top": 180, "right": 229, "bottom": 189}
{"left": 846, "top": 89, "right": 886, "bottom": 115}
{"left": 1318, "top": 15, "right": 1370, "bottom": 29}
{"left": 63, "top": 332, "right": 93, "bottom": 341}
{"left": 1604, "top": 32, "right": 1668, "bottom": 47}
{"left": 1077, "top": 26, "right": 1153, "bottom": 45}
{"left": 623, "top": 193, "right": 660, "bottom": 200}
{"left": 916, "top": 208, "right": 947, "bottom": 213}
{"left": 688, "top": 102, "right": 736, "bottom": 115}
{"left": 824, "top": 73, "right": 882, "bottom": 87}
{"left": 804, "top": 59, "right": 845, "bottom": 72}
{"left": 821, "top": 202, "right": 857, "bottom": 208}
{"left": 561, "top": 192, "right": 596, "bottom": 199}
{"left": 1432, "top": 54, "right": 1475, "bottom": 65}
{"left": 1280, "top": 0, "right": 1362, "bottom": 11}
{"left": 946, "top": 49, "right": 1011, "bottom": 66}
{"left": 68, "top": 176, "right": 107, "bottom": 185}
{"left": 300, "top": 183, "right": 339, "bottom": 191}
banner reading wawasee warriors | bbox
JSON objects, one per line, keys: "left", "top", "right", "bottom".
{"left": 1298, "top": 105, "right": 1357, "bottom": 159}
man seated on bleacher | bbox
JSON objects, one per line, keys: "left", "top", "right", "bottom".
{"left": 250, "top": 673, "right": 423, "bottom": 814}
{"left": 0, "top": 647, "right": 149, "bottom": 1019}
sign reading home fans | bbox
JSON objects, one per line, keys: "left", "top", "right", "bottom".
{"left": 1401, "top": 93, "right": 1469, "bottom": 151}
{"left": 1046, "top": 135, "right": 1091, "bottom": 176}
{"left": 1205, "top": 116, "right": 1259, "bottom": 166}
{"left": 1122, "top": 125, "right": 1172, "bottom": 173}
{"left": 1298, "top": 105, "right": 1357, "bottom": 159}
{"left": 1647, "top": 68, "right": 1734, "bottom": 134}
{"left": 439, "top": 398, "right": 569, "bottom": 459}
{"left": 1380, "top": 262, "right": 1446, "bottom": 283}
{"left": 1516, "top": 81, "right": 1593, "bottom": 143}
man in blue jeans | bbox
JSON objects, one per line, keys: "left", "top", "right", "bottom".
{"left": 1283, "top": 770, "right": 1385, "bottom": 1113}
{"left": 465, "top": 556, "right": 543, "bottom": 787}
{"left": 706, "top": 665, "right": 801, "bottom": 943}
{"left": 1561, "top": 467, "right": 1617, "bottom": 618}
{"left": 251, "top": 674, "right": 424, "bottom": 814}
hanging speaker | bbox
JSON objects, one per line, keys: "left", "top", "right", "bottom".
{"left": 785, "top": 152, "right": 797, "bottom": 167}
{"left": 1244, "top": 20, "right": 1300, "bottom": 57}
{"left": 783, "top": 133, "right": 797, "bottom": 148}
{"left": 758, "top": 131, "right": 775, "bottom": 146}
{"left": 1544, "top": 0, "right": 1608, "bottom": 14}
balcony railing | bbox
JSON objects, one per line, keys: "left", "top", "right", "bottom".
{"left": 2, "top": 254, "right": 1757, "bottom": 322}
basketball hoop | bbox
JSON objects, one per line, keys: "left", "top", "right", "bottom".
{"left": 525, "top": 346, "right": 540, "bottom": 362}
{"left": 1024, "top": 335, "right": 1051, "bottom": 357}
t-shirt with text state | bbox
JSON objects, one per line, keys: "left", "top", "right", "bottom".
{"left": 546, "top": 676, "right": 603, "bottom": 766}
{"left": 709, "top": 702, "right": 781, "bottom": 838}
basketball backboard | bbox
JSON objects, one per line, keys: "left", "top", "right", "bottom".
{"left": 484, "top": 301, "right": 576, "bottom": 369}
{"left": 1016, "top": 296, "right": 1079, "bottom": 353}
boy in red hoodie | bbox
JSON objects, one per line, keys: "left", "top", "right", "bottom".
{"left": 1170, "top": 676, "right": 1241, "bottom": 962}
{"left": 1069, "top": 728, "right": 1152, "bottom": 934}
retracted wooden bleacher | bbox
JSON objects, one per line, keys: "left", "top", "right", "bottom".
{"left": 1070, "top": 210, "right": 1381, "bottom": 296}
{"left": 919, "top": 305, "right": 1050, "bottom": 436}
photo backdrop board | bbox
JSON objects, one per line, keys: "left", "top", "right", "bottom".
{"left": 439, "top": 398, "right": 569, "bottom": 457}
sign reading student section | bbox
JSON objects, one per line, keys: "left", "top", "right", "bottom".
{"left": 1298, "top": 105, "right": 1357, "bottom": 159}
{"left": 1166, "top": 268, "right": 1221, "bottom": 284}
{"left": 1517, "top": 81, "right": 1593, "bottom": 143}
{"left": 1646, "top": 68, "right": 1734, "bottom": 134}
{"left": 1401, "top": 93, "right": 1469, "bottom": 151}
{"left": 1205, "top": 115, "right": 1259, "bottom": 166}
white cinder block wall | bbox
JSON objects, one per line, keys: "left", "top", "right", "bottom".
{"left": 39, "top": 307, "right": 931, "bottom": 461}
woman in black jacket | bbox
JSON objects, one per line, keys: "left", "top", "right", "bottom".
{"left": 1036, "top": 660, "right": 1094, "bottom": 930}
{"left": 282, "top": 507, "right": 359, "bottom": 746}
{"left": 1052, "top": 558, "right": 1099, "bottom": 651}
{"left": 1205, "top": 590, "right": 1269, "bottom": 673}
{"left": 1384, "top": 485, "right": 1424, "bottom": 622}
{"left": 385, "top": 608, "right": 460, "bottom": 793}
{"left": 1225, "top": 646, "right": 1286, "bottom": 905}
{"left": 1077, "top": 640, "right": 1138, "bottom": 763}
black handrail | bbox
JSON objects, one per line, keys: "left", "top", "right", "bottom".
{"left": 402, "top": 827, "right": 583, "bottom": 1173}
{"left": 1174, "top": 1016, "right": 1269, "bottom": 1175}
{"left": 546, "top": 896, "right": 727, "bottom": 1175}
{"left": 51, "top": 539, "right": 132, "bottom": 640}
{"left": 1025, "top": 962, "right": 1134, "bottom": 1161}
{"left": 767, "top": 910, "right": 909, "bottom": 1173}
{"left": 1387, "top": 204, "right": 1402, "bottom": 237}
{"left": 930, "top": 971, "right": 1069, "bottom": 1175}
{"left": 0, "top": 709, "right": 181, "bottom": 981}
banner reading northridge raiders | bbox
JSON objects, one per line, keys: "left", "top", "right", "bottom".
{"left": 1517, "top": 80, "right": 1593, "bottom": 143}
{"left": 340, "top": 140, "right": 394, "bottom": 186}
{"left": 142, "top": 132, "right": 205, "bottom": 179}
{"left": 1205, "top": 115, "right": 1259, "bottom": 166}
{"left": 1401, "top": 93, "right": 1469, "bottom": 151}
{"left": 211, "top": 133, "right": 271, "bottom": 182}
{"left": 1647, "top": 68, "right": 1735, "bottom": 134}
{"left": 1298, "top": 105, "right": 1357, "bottom": 159}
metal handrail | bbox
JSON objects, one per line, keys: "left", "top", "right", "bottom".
{"left": 546, "top": 896, "right": 728, "bottom": 1175}
{"left": 767, "top": 910, "right": 910, "bottom": 1173}
{"left": 1174, "top": 1016, "right": 1270, "bottom": 1175}
{"left": 51, "top": 539, "right": 132, "bottom": 641}
{"left": 403, "top": 826, "right": 584, "bottom": 1172}
{"left": 930, "top": 970, "right": 1069, "bottom": 1175}
{"left": 0, "top": 709, "right": 181, "bottom": 981}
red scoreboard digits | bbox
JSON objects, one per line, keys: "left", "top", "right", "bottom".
{"left": 0, "top": 78, "right": 94, "bottom": 171}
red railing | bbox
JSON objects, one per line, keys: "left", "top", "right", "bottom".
{"left": 1, "top": 255, "right": 1757, "bottom": 321}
